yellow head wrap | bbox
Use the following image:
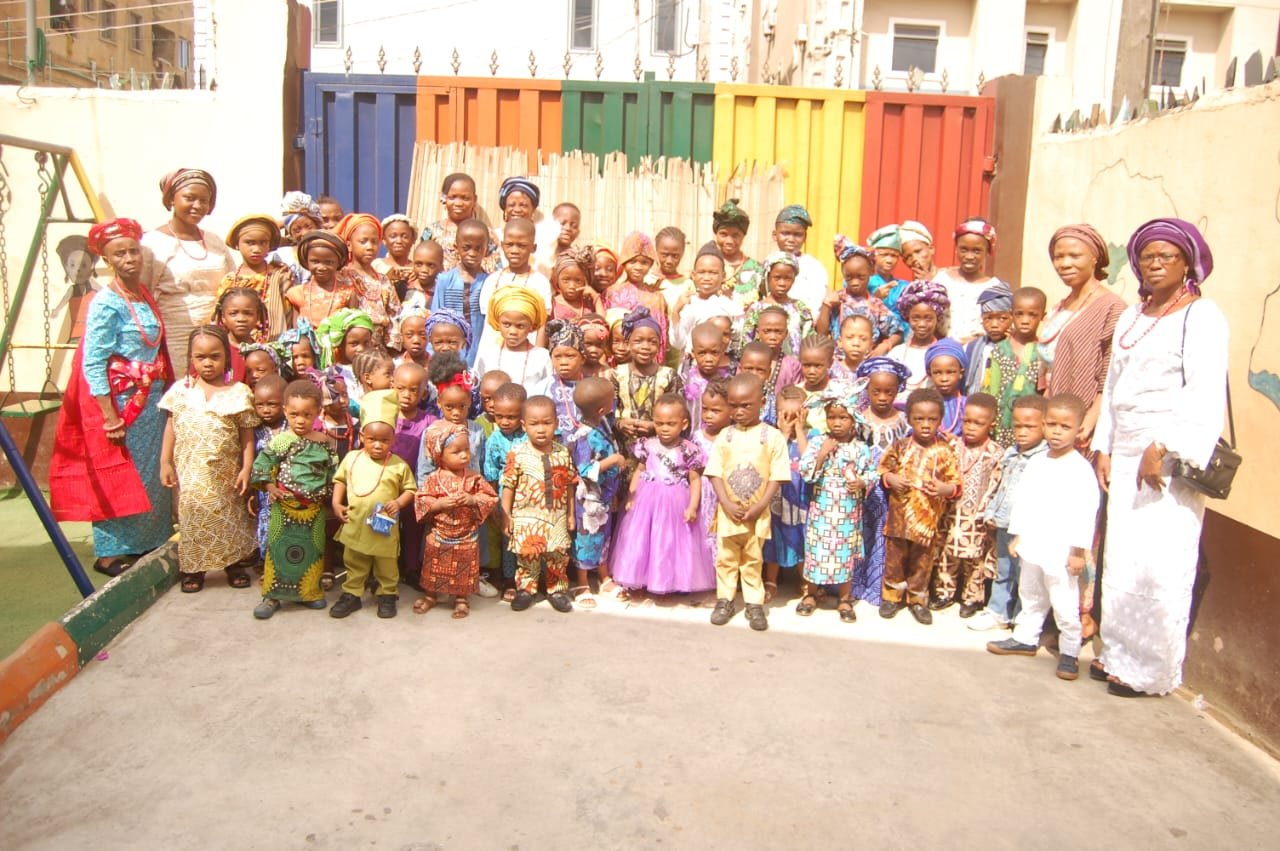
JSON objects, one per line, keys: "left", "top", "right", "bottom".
{"left": 358, "top": 388, "right": 399, "bottom": 429}
{"left": 487, "top": 286, "right": 547, "bottom": 332}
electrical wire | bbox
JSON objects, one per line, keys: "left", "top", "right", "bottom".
{"left": 0, "top": 13, "right": 195, "bottom": 44}
{"left": 25, "top": 0, "right": 194, "bottom": 24}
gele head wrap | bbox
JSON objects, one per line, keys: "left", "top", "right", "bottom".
{"left": 498, "top": 177, "right": 541, "bottom": 210}
{"left": 833, "top": 234, "right": 875, "bottom": 265}
{"left": 315, "top": 309, "right": 374, "bottom": 368}
{"left": 1126, "top": 217, "right": 1214, "bottom": 297}
{"left": 713, "top": 199, "right": 751, "bottom": 233}
{"left": 924, "top": 337, "right": 969, "bottom": 373}
{"left": 159, "top": 168, "right": 217, "bottom": 211}
{"left": 424, "top": 307, "right": 474, "bottom": 350}
{"left": 866, "top": 224, "right": 903, "bottom": 252}
{"left": 855, "top": 356, "right": 911, "bottom": 387}
{"left": 1049, "top": 224, "right": 1109, "bottom": 280}
{"left": 335, "top": 213, "right": 382, "bottom": 244}
{"left": 899, "top": 220, "right": 933, "bottom": 247}
{"left": 487, "top": 287, "right": 547, "bottom": 332}
{"left": 775, "top": 205, "right": 812, "bottom": 227}
{"left": 225, "top": 215, "right": 282, "bottom": 252}
{"left": 620, "top": 306, "right": 662, "bottom": 340}
{"left": 895, "top": 280, "right": 950, "bottom": 320}
{"left": 86, "top": 218, "right": 143, "bottom": 256}
{"left": 297, "top": 230, "right": 349, "bottom": 268}
{"left": 977, "top": 281, "right": 1014, "bottom": 314}
{"left": 546, "top": 318, "right": 585, "bottom": 351}
{"left": 954, "top": 218, "right": 996, "bottom": 251}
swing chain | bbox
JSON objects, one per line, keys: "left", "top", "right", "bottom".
{"left": 35, "top": 153, "right": 56, "bottom": 396}
{"left": 0, "top": 149, "right": 13, "bottom": 387}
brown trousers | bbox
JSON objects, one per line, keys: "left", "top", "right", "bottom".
{"left": 882, "top": 536, "right": 936, "bottom": 606}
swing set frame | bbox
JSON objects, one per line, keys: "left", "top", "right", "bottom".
{"left": 0, "top": 134, "right": 106, "bottom": 598}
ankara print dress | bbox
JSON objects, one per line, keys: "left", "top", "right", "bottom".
{"left": 797, "top": 437, "right": 879, "bottom": 585}
{"left": 250, "top": 432, "right": 338, "bottom": 603}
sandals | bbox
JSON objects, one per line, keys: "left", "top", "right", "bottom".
{"left": 226, "top": 564, "right": 252, "bottom": 589}
{"left": 452, "top": 598, "right": 470, "bottom": 620}
{"left": 93, "top": 557, "right": 133, "bottom": 578}
{"left": 412, "top": 596, "right": 437, "bottom": 615}
{"left": 795, "top": 594, "right": 817, "bottom": 617}
{"left": 763, "top": 581, "right": 778, "bottom": 603}
{"left": 838, "top": 597, "right": 857, "bottom": 623}
{"left": 180, "top": 572, "right": 206, "bottom": 593}
{"left": 501, "top": 587, "right": 517, "bottom": 603}
{"left": 599, "top": 578, "right": 622, "bottom": 597}
{"left": 1089, "top": 660, "right": 1110, "bottom": 682}
{"left": 570, "top": 585, "right": 597, "bottom": 610}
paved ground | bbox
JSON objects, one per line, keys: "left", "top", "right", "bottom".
{"left": 0, "top": 492, "right": 101, "bottom": 658}
{"left": 2, "top": 580, "right": 1278, "bottom": 850}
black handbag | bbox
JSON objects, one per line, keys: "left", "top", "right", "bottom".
{"left": 1174, "top": 305, "right": 1242, "bottom": 499}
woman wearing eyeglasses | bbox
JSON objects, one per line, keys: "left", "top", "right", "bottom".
{"left": 1091, "top": 218, "right": 1228, "bottom": 698}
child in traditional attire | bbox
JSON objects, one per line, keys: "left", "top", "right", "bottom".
{"left": 501, "top": 396, "right": 579, "bottom": 613}
{"left": 430, "top": 217, "right": 491, "bottom": 364}
{"left": 742, "top": 252, "right": 816, "bottom": 357}
{"left": 418, "top": 353, "right": 485, "bottom": 480}
{"left": 477, "top": 217, "right": 553, "bottom": 353}
{"left": 604, "top": 232, "right": 671, "bottom": 361}
{"left": 818, "top": 237, "right": 902, "bottom": 356}
{"left": 680, "top": 321, "right": 734, "bottom": 428}
{"left": 852, "top": 357, "right": 911, "bottom": 605}
{"left": 250, "top": 374, "right": 288, "bottom": 566}
{"left": 483, "top": 382, "right": 528, "bottom": 600}
{"left": 925, "top": 337, "right": 969, "bottom": 438}
{"left": 413, "top": 420, "right": 498, "bottom": 620}
{"left": 968, "top": 395, "right": 1048, "bottom": 632}
{"left": 877, "top": 388, "right": 961, "bottom": 625}
{"left": 565, "top": 377, "right": 627, "bottom": 608}
{"left": 795, "top": 381, "right": 879, "bottom": 622}
{"left": 931, "top": 393, "right": 1004, "bottom": 614}
{"left": 710, "top": 199, "right": 765, "bottom": 312}
{"left": 287, "top": 230, "right": 356, "bottom": 329}
{"left": 982, "top": 286, "right": 1046, "bottom": 447}
{"left": 612, "top": 394, "right": 713, "bottom": 601}
{"left": 887, "top": 281, "right": 949, "bottom": 400}
{"left": 762, "top": 387, "right": 809, "bottom": 603}
{"left": 541, "top": 318, "right": 585, "bottom": 437}
{"left": 578, "top": 313, "right": 612, "bottom": 378}
{"left": 159, "top": 326, "right": 259, "bottom": 593}
{"left": 275, "top": 318, "right": 319, "bottom": 379}
{"left": 611, "top": 306, "right": 683, "bottom": 457}
{"left": 670, "top": 249, "right": 744, "bottom": 354}
{"left": 251, "top": 379, "right": 338, "bottom": 618}
{"left": 220, "top": 215, "right": 296, "bottom": 339}
{"left": 315, "top": 308, "right": 375, "bottom": 409}
{"left": 550, "top": 247, "right": 602, "bottom": 321}
{"left": 832, "top": 314, "right": 874, "bottom": 381}
{"left": 770, "top": 204, "right": 828, "bottom": 312}
{"left": 473, "top": 286, "right": 551, "bottom": 396}
{"left": 329, "top": 397, "right": 417, "bottom": 619}
{"left": 385, "top": 365, "right": 435, "bottom": 587}
{"left": 336, "top": 213, "right": 401, "bottom": 348}
{"left": 704, "top": 373, "right": 791, "bottom": 632}
{"left": 693, "top": 380, "right": 731, "bottom": 563}
{"left": 866, "top": 224, "right": 911, "bottom": 318}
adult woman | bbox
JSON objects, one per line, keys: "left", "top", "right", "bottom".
{"left": 498, "top": 176, "right": 558, "bottom": 265}
{"left": 420, "top": 172, "right": 502, "bottom": 273}
{"left": 1092, "top": 218, "right": 1228, "bottom": 697}
{"left": 1041, "top": 225, "right": 1127, "bottom": 443}
{"left": 50, "top": 220, "right": 174, "bottom": 576}
{"left": 934, "top": 218, "right": 1003, "bottom": 343}
{"left": 141, "top": 168, "right": 235, "bottom": 375}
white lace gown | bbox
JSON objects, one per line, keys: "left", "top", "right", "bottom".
{"left": 141, "top": 228, "right": 236, "bottom": 375}
{"left": 1091, "top": 298, "right": 1228, "bottom": 695}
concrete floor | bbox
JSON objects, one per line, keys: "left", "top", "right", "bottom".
{"left": 2, "top": 582, "right": 1278, "bottom": 850}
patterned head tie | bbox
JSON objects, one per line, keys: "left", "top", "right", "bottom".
{"left": 86, "top": 218, "right": 143, "bottom": 256}
{"left": 775, "top": 204, "right": 812, "bottom": 228}
{"left": 954, "top": 218, "right": 996, "bottom": 251}
{"left": 895, "top": 280, "right": 950, "bottom": 319}
{"left": 855, "top": 356, "right": 912, "bottom": 388}
{"left": 159, "top": 168, "right": 217, "bottom": 211}
{"left": 833, "top": 234, "right": 875, "bottom": 265}
{"left": 498, "top": 177, "right": 541, "bottom": 210}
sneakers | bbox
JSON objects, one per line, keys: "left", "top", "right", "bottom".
{"left": 958, "top": 601, "right": 983, "bottom": 618}
{"left": 376, "top": 594, "right": 398, "bottom": 619}
{"left": 709, "top": 598, "right": 736, "bottom": 626}
{"left": 987, "top": 638, "right": 1038, "bottom": 656}
{"left": 253, "top": 599, "right": 281, "bottom": 620}
{"left": 476, "top": 573, "right": 500, "bottom": 598}
{"left": 966, "top": 610, "right": 1009, "bottom": 631}
{"left": 329, "top": 592, "right": 363, "bottom": 618}
{"left": 878, "top": 600, "right": 904, "bottom": 619}
{"left": 908, "top": 604, "right": 933, "bottom": 625}
{"left": 745, "top": 604, "right": 768, "bottom": 631}
{"left": 548, "top": 591, "right": 573, "bottom": 613}
{"left": 510, "top": 590, "right": 535, "bottom": 611}
{"left": 1056, "top": 655, "right": 1079, "bottom": 680}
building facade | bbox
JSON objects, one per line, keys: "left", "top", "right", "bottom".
{"left": 0, "top": 0, "right": 196, "bottom": 88}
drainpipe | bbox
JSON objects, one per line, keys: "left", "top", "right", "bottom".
{"left": 25, "top": 0, "right": 37, "bottom": 84}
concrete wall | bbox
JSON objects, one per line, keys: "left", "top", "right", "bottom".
{"left": 1019, "top": 80, "right": 1280, "bottom": 746}
{"left": 0, "top": 0, "right": 289, "bottom": 394}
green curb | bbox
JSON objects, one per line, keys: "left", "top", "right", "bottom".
{"left": 58, "top": 542, "right": 179, "bottom": 667}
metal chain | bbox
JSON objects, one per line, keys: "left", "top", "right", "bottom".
{"left": 0, "top": 148, "right": 13, "bottom": 388}
{"left": 35, "top": 153, "right": 55, "bottom": 393}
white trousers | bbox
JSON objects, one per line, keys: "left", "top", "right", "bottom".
{"left": 1012, "top": 559, "right": 1082, "bottom": 657}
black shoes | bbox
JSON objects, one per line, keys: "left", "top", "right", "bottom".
{"left": 548, "top": 591, "right": 573, "bottom": 613}
{"left": 329, "top": 592, "right": 362, "bottom": 618}
{"left": 928, "top": 595, "right": 953, "bottom": 611}
{"left": 745, "top": 604, "right": 768, "bottom": 631}
{"left": 376, "top": 594, "right": 397, "bottom": 619}
{"left": 879, "top": 600, "right": 904, "bottom": 619}
{"left": 710, "top": 598, "right": 736, "bottom": 626}
{"left": 958, "top": 601, "right": 983, "bottom": 618}
{"left": 908, "top": 604, "right": 933, "bottom": 625}
{"left": 510, "top": 590, "right": 535, "bottom": 611}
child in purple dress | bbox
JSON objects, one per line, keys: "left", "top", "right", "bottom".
{"left": 611, "top": 394, "right": 714, "bottom": 600}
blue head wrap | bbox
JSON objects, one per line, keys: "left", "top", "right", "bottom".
{"left": 924, "top": 338, "right": 968, "bottom": 373}
{"left": 423, "top": 307, "right": 474, "bottom": 351}
{"left": 498, "top": 177, "right": 541, "bottom": 210}
{"left": 775, "top": 204, "right": 812, "bottom": 228}
{"left": 856, "top": 356, "right": 911, "bottom": 388}
{"left": 978, "top": 281, "right": 1014, "bottom": 314}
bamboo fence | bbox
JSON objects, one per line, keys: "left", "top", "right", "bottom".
{"left": 407, "top": 141, "right": 786, "bottom": 261}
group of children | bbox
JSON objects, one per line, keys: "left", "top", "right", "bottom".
{"left": 125, "top": 177, "right": 1103, "bottom": 681}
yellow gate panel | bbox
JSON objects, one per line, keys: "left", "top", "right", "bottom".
{"left": 713, "top": 84, "right": 866, "bottom": 285}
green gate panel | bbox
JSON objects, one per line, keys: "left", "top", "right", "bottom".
{"left": 562, "top": 76, "right": 715, "bottom": 169}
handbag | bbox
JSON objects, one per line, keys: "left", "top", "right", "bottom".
{"left": 1174, "top": 304, "right": 1242, "bottom": 499}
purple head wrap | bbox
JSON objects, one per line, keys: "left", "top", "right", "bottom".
{"left": 895, "top": 280, "right": 950, "bottom": 319}
{"left": 423, "top": 307, "right": 474, "bottom": 350}
{"left": 1127, "top": 217, "right": 1214, "bottom": 297}
{"left": 833, "top": 234, "right": 876, "bottom": 266}
{"left": 855, "top": 356, "right": 911, "bottom": 387}
{"left": 620, "top": 306, "right": 662, "bottom": 340}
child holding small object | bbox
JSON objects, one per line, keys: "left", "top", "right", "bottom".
{"left": 565, "top": 377, "right": 626, "bottom": 607}
{"left": 414, "top": 420, "right": 498, "bottom": 620}
{"left": 329, "top": 397, "right": 417, "bottom": 620}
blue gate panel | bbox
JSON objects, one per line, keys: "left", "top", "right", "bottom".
{"left": 303, "top": 72, "right": 418, "bottom": 219}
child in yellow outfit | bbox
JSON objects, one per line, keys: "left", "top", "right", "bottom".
{"left": 330, "top": 390, "right": 417, "bottom": 619}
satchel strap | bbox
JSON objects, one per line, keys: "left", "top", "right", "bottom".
{"left": 1179, "top": 301, "right": 1235, "bottom": 450}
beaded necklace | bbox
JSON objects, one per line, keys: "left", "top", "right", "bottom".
{"left": 110, "top": 278, "right": 164, "bottom": 348}
{"left": 1117, "top": 286, "right": 1189, "bottom": 350}
{"left": 161, "top": 224, "right": 210, "bottom": 261}
{"left": 350, "top": 449, "right": 389, "bottom": 498}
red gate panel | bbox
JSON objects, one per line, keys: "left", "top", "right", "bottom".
{"left": 860, "top": 92, "right": 996, "bottom": 268}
